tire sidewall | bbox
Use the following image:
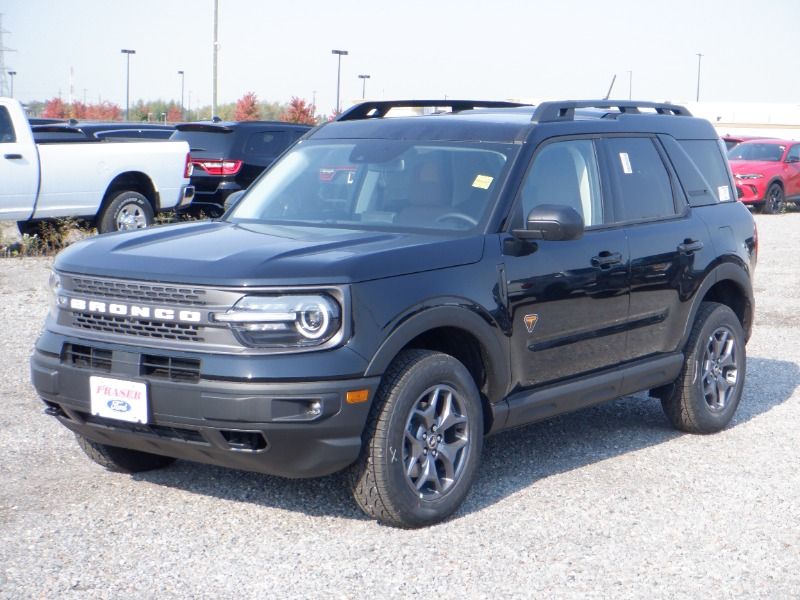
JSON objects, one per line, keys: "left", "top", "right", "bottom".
{"left": 381, "top": 354, "right": 483, "bottom": 526}
{"left": 100, "top": 191, "right": 153, "bottom": 233}
{"left": 685, "top": 305, "right": 747, "bottom": 431}
{"left": 765, "top": 183, "right": 783, "bottom": 214}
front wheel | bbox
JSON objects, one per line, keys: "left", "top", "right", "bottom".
{"left": 763, "top": 183, "right": 784, "bottom": 214}
{"left": 661, "top": 302, "right": 746, "bottom": 434}
{"left": 350, "top": 349, "right": 484, "bottom": 528}
{"left": 98, "top": 190, "right": 154, "bottom": 233}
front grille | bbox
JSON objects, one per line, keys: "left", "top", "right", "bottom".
{"left": 72, "top": 313, "right": 202, "bottom": 342}
{"left": 62, "top": 343, "right": 112, "bottom": 372}
{"left": 82, "top": 413, "right": 208, "bottom": 445}
{"left": 71, "top": 277, "right": 207, "bottom": 306}
{"left": 141, "top": 354, "right": 201, "bottom": 383}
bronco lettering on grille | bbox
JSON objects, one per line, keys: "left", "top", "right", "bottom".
{"left": 68, "top": 298, "right": 202, "bottom": 323}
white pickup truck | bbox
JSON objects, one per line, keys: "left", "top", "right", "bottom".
{"left": 0, "top": 97, "right": 194, "bottom": 233}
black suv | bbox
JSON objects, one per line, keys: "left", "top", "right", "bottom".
{"left": 171, "top": 120, "right": 311, "bottom": 215}
{"left": 32, "top": 100, "right": 757, "bottom": 528}
{"left": 31, "top": 121, "right": 175, "bottom": 143}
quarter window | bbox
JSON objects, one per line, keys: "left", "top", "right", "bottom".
{"left": 606, "top": 137, "right": 676, "bottom": 221}
{"left": 679, "top": 139, "right": 733, "bottom": 202}
{"left": 519, "top": 139, "right": 604, "bottom": 226}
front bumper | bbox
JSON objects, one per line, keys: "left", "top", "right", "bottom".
{"left": 31, "top": 345, "right": 379, "bottom": 478}
{"left": 735, "top": 179, "right": 766, "bottom": 204}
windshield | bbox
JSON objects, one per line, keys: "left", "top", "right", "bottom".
{"left": 728, "top": 143, "right": 785, "bottom": 161}
{"left": 228, "top": 139, "right": 516, "bottom": 232}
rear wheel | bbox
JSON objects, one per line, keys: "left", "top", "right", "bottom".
{"left": 350, "top": 349, "right": 484, "bottom": 528}
{"left": 98, "top": 190, "right": 154, "bottom": 233}
{"left": 763, "top": 183, "right": 784, "bottom": 214}
{"left": 75, "top": 434, "right": 176, "bottom": 473}
{"left": 661, "top": 302, "right": 746, "bottom": 434}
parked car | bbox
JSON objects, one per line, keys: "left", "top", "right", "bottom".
{"left": 32, "top": 98, "right": 757, "bottom": 528}
{"left": 31, "top": 121, "right": 175, "bottom": 142}
{"left": 728, "top": 138, "right": 800, "bottom": 213}
{"left": 171, "top": 120, "right": 311, "bottom": 215}
{"left": 0, "top": 98, "right": 193, "bottom": 233}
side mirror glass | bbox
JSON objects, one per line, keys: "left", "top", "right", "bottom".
{"left": 223, "top": 190, "right": 246, "bottom": 212}
{"left": 513, "top": 204, "right": 584, "bottom": 241}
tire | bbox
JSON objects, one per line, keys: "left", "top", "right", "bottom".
{"left": 98, "top": 190, "right": 154, "bottom": 233}
{"left": 75, "top": 433, "right": 176, "bottom": 473}
{"left": 763, "top": 183, "right": 784, "bottom": 215}
{"left": 661, "top": 302, "right": 746, "bottom": 434}
{"left": 350, "top": 349, "right": 484, "bottom": 528}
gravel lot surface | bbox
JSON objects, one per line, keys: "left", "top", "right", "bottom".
{"left": 1, "top": 214, "right": 799, "bottom": 599}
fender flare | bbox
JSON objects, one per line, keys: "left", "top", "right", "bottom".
{"left": 363, "top": 304, "right": 510, "bottom": 403}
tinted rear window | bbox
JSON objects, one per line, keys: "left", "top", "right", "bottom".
{"left": 679, "top": 140, "right": 733, "bottom": 202}
{"left": 171, "top": 130, "right": 235, "bottom": 155}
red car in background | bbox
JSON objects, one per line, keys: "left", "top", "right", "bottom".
{"left": 728, "top": 139, "right": 800, "bottom": 213}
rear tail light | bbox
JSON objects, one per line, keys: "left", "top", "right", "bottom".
{"left": 189, "top": 158, "right": 243, "bottom": 176}
{"left": 183, "top": 152, "right": 193, "bottom": 178}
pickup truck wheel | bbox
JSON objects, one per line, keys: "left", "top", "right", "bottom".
{"left": 98, "top": 191, "right": 154, "bottom": 233}
{"left": 763, "top": 183, "right": 784, "bottom": 214}
{"left": 350, "top": 349, "right": 483, "bottom": 528}
{"left": 75, "top": 433, "right": 176, "bottom": 473}
{"left": 661, "top": 302, "right": 746, "bottom": 434}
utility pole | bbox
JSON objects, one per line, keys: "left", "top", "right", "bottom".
{"left": 212, "top": 0, "right": 219, "bottom": 119}
{"left": 358, "top": 74, "right": 370, "bottom": 99}
{"left": 627, "top": 70, "right": 633, "bottom": 100}
{"left": 0, "top": 14, "right": 17, "bottom": 98}
{"left": 120, "top": 49, "right": 136, "bottom": 121}
{"left": 178, "top": 70, "right": 185, "bottom": 119}
{"left": 331, "top": 49, "right": 348, "bottom": 114}
{"left": 696, "top": 53, "right": 703, "bottom": 102}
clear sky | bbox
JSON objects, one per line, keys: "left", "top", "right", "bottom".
{"left": 2, "top": 0, "right": 799, "bottom": 114}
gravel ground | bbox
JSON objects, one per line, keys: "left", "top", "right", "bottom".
{"left": 1, "top": 214, "right": 799, "bottom": 599}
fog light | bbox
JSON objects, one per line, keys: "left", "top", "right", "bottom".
{"left": 307, "top": 400, "right": 322, "bottom": 416}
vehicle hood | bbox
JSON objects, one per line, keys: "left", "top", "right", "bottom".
{"left": 728, "top": 159, "right": 780, "bottom": 175}
{"left": 54, "top": 221, "right": 485, "bottom": 286}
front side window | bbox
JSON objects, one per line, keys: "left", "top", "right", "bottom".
{"left": 518, "top": 139, "right": 604, "bottom": 226}
{"left": 787, "top": 145, "right": 800, "bottom": 162}
{"left": 0, "top": 107, "right": 16, "bottom": 143}
{"left": 605, "top": 137, "right": 676, "bottom": 221}
{"left": 229, "top": 139, "right": 516, "bottom": 232}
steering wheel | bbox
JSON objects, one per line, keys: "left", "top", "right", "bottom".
{"left": 434, "top": 212, "right": 479, "bottom": 228}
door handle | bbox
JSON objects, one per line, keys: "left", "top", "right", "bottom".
{"left": 4, "top": 153, "right": 23, "bottom": 160}
{"left": 591, "top": 251, "right": 622, "bottom": 267}
{"left": 678, "top": 239, "right": 704, "bottom": 254}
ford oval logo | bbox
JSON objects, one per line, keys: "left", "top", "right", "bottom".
{"left": 107, "top": 399, "right": 132, "bottom": 413}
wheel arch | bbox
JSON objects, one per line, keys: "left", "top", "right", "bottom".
{"left": 99, "top": 171, "right": 160, "bottom": 217}
{"left": 363, "top": 305, "right": 510, "bottom": 430}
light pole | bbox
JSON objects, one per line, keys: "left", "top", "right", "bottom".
{"left": 8, "top": 70, "right": 16, "bottom": 98}
{"left": 331, "top": 49, "right": 348, "bottom": 113}
{"left": 120, "top": 49, "right": 136, "bottom": 120}
{"left": 696, "top": 53, "right": 703, "bottom": 102}
{"left": 627, "top": 70, "right": 632, "bottom": 100}
{"left": 177, "top": 70, "right": 185, "bottom": 120}
{"left": 358, "top": 74, "right": 370, "bottom": 99}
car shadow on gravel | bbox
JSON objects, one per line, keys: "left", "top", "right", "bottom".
{"left": 131, "top": 356, "right": 798, "bottom": 524}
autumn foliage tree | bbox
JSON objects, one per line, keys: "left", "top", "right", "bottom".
{"left": 40, "top": 97, "right": 122, "bottom": 121}
{"left": 280, "top": 97, "right": 316, "bottom": 125}
{"left": 41, "top": 97, "right": 68, "bottom": 119}
{"left": 167, "top": 106, "right": 183, "bottom": 122}
{"left": 234, "top": 92, "right": 261, "bottom": 121}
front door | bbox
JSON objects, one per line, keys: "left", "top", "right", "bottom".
{"left": 503, "top": 138, "right": 629, "bottom": 389}
{"left": 0, "top": 104, "right": 38, "bottom": 221}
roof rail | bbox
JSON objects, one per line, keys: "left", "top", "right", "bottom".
{"left": 531, "top": 100, "right": 692, "bottom": 123}
{"left": 336, "top": 100, "right": 531, "bottom": 121}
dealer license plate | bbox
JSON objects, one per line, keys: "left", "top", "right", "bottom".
{"left": 89, "top": 376, "right": 149, "bottom": 424}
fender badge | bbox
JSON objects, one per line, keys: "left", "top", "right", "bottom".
{"left": 524, "top": 314, "right": 539, "bottom": 333}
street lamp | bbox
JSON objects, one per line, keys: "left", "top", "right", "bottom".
{"left": 120, "top": 49, "right": 136, "bottom": 121}
{"left": 177, "top": 70, "right": 185, "bottom": 120}
{"left": 627, "top": 70, "right": 632, "bottom": 100}
{"left": 8, "top": 70, "right": 16, "bottom": 98}
{"left": 331, "top": 49, "right": 348, "bottom": 114}
{"left": 358, "top": 74, "right": 371, "bottom": 99}
{"left": 696, "top": 53, "right": 703, "bottom": 102}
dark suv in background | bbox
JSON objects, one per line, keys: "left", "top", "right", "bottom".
{"left": 171, "top": 120, "right": 311, "bottom": 215}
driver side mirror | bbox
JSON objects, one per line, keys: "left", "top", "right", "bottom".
{"left": 512, "top": 204, "right": 584, "bottom": 241}
{"left": 223, "top": 190, "right": 246, "bottom": 212}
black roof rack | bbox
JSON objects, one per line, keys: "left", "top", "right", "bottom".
{"left": 531, "top": 100, "right": 692, "bottom": 123}
{"left": 336, "top": 100, "right": 532, "bottom": 121}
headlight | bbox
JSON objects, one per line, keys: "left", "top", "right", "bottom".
{"left": 47, "top": 271, "right": 62, "bottom": 308}
{"left": 737, "top": 174, "right": 763, "bottom": 180}
{"left": 212, "top": 294, "right": 341, "bottom": 348}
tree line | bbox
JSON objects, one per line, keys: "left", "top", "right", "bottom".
{"left": 27, "top": 92, "right": 321, "bottom": 124}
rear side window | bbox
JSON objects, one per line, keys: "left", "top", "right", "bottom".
{"left": 679, "top": 140, "right": 733, "bottom": 202}
{"left": 0, "top": 107, "right": 16, "bottom": 143}
{"left": 605, "top": 137, "right": 675, "bottom": 222}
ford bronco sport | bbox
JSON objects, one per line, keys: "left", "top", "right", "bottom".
{"left": 32, "top": 99, "right": 757, "bottom": 528}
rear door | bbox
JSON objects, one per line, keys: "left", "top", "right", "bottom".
{"left": 0, "top": 103, "right": 40, "bottom": 221}
{"left": 502, "top": 137, "right": 630, "bottom": 388}
{"left": 601, "top": 136, "right": 713, "bottom": 360}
